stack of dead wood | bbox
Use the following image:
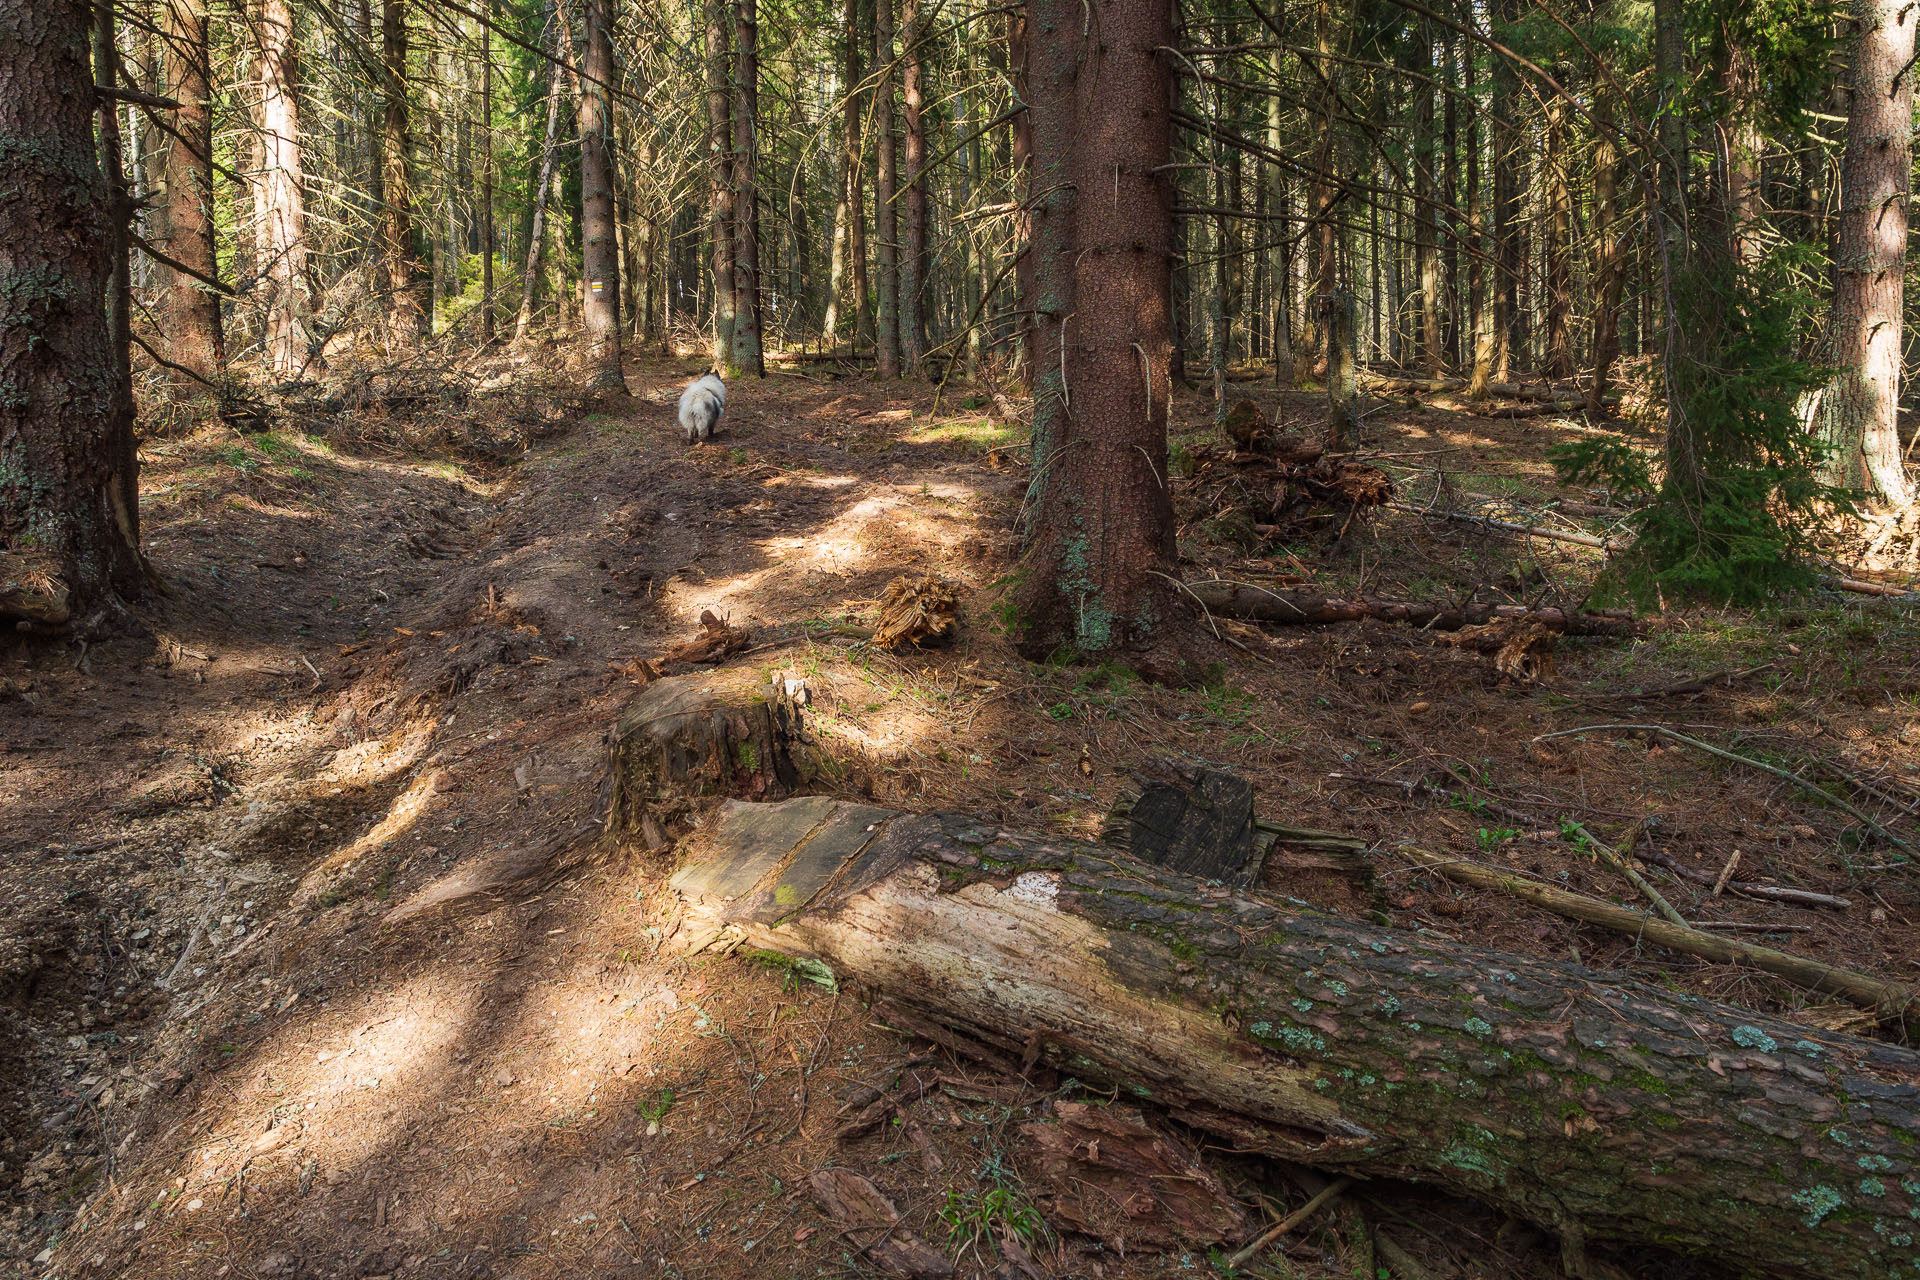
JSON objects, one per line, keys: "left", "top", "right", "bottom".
{"left": 1193, "top": 401, "right": 1393, "bottom": 540}
{"left": 661, "top": 609, "right": 749, "bottom": 664}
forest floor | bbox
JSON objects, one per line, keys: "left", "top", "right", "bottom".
{"left": 4, "top": 347, "right": 1919, "bottom": 1280}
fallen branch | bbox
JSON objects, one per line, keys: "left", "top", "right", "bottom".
{"left": 1226, "top": 1175, "right": 1354, "bottom": 1269}
{"left": 1185, "top": 579, "right": 1641, "bottom": 638}
{"left": 1534, "top": 724, "right": 1912, "bottom": 854}
{"left": 1634, "top": 847, "right": 1852, "bottom": 910}
{"left": 1395, "top": 848, "right": 1916, "bottom": 1034}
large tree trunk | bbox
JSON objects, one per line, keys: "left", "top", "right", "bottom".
{"left": 872, "top": 0, "right": 901, "bottom": 378}
{"left": 704, "top": 0, "right": 735, "bottom": 367}
{"left": 899, "top": 0, "right": 927, "bottom": 376}
{"left": 1009, "top": 0, "right": 1187, "bottom": 663}
{"left": 1814, "top": 0, "right": 1916, "bottom": 506}
{"left": 158, "top": 0, "right": 225, "bottom": 394}
{"left": 674, "top": 797, "right": 1920, "bottom": 1280}
{"left": 381, "top": 0, "right": 427, "bottom": 341}
{"left": 576, "top": 0, "right": 627, "bottom": 390}
{"left": 729, "top": 0, "right": 764, "bottom": 376}
{"left": 0, "top": 0, "right": 143, "bottom": 628}
{"left": 256, "top": 0, "right": 319, "bottom": 377}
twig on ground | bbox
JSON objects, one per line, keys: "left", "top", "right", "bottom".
{"left": 1227, "top": 1176, "right": 1355, "bottom": 1269}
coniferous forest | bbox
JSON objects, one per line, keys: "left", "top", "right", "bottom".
{"left": 5, "top": 1, "right": 1920, "bottom": 1278}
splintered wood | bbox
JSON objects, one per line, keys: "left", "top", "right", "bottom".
{"left": 870, "top": 574, "right": 961, "bottom": 649}
{"left": 662, "top": 609, "right": 749, "bottom": 664}
{"left": 1021, "top": 1102, "right": 1249, "bottom": 1246}
{"left": 1443, "top": 617, "right": 1558, "bottom": 681}
{"left": 807, "top": 1168, "right": 953, "bottom": 1280}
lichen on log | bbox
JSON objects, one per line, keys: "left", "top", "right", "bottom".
{"left": 670, "top": 797, "right": 1920, "bottom": 1280}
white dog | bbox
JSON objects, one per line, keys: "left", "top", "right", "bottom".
{"left": 677, "top": 372, "right": 727, "bottom": 443}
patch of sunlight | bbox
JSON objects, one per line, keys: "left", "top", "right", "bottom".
{"left": 221, "top": 493, "right": 323, "bottom": 520}
{"left": 902, "top": 417, "right": 1026, "bottom": 452}
{"left": 293, "top": 722, "right": 440, "bottom": 887}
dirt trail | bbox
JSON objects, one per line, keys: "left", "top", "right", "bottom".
{"left": 5, "top": 357, "right": 1918, "bottom": 1280}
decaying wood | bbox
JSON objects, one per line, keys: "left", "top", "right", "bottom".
{"left": 1103, "top": 758, "right": 1381, "bottom": 904}
{"left": 1021, "top": 1101, "right": 1250, "bottom": 1245}
{"left": 808, "top": 1168, "right": 953, "bottom": 1279}
{"left": 1184, "top": 580, "right": 1642, "bottom": 639}
{"left": 671, "top": 796, "right": 1920, "bottom": 1280}
{"left": 662, "top": 608, "right": 750, "bottom": 664}
{"left": 608, "top": 669, "right": 812, "bottom": 840}
{"left": 1396, "top": 848, "right": 1916, "bottom": 1034}
{"left": 869, "top": 574, "right": 961, "bottom": 649}
{"left": 0, "top": 549, "right": 72, "bottom": 629}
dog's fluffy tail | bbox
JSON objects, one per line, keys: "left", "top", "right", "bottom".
{"left": 677, "top": 375, "right": 726, "bottom": 443}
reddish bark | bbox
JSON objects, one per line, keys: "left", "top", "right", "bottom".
{"left": 1011, "top": 0, "right": 1189, "bottom": 664}
{"left": 158, "top": 0, "right": 225, "bottom": 391}
{"left": 577, "top": 0, "right": 627, "bottom": 390}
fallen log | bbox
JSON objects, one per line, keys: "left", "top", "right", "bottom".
{"left": 669, "top": 797, "right": 1920, "bottom": 1280}
{"left": 1184, "top": 580, "right": 1641, "bottom": 639}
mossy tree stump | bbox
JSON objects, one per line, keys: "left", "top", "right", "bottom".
{"left": 669, "top": 797, "right": 1920, "bottom": 1280}
{"left": 610, "top": 671, "right": 812, "bottom": 844}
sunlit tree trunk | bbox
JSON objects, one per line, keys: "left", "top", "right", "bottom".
{"left": 93, "top": 0, "right": 137, "bottom": 550}
{"left": 730, "top": 0, "right": 764, "bottom": 375}
{"left": 1412, "top": 22, "right": 1440, "bottom": 376}
{"left": 843, "top": 0, "right": 869, "bottom": 347}
{"left": 1489, "top": 0, "right": 1521, "bottom": 379}
{"left": 577, "top": 0, "right": 627, "bottom": 389}
{"left": 0, "top": 0, "right": 143, "bottom": 627}
{"left": 479, "top": 10, "right": 497, "bottom": 344}
{"left": 1542, "top": 80, "right": 1573, "bottom": 379}
{"left": 704, "top": 0, "right": 735, "bottom": 366}
{"left": 1588, "top": 91, "right": 1626, "bottom": 413}
{"left": 1814, "top": 0, "right": 1916, "bottom": 505}
{"left": 1267, "top": 47, "right": 1294, "bottom": 385}
{"left": 873, "top": 0, "right": 901, "bottom": 378}
{"left": 382, "top": 0, "right": 427, "bottom": 340}
{"left": 1011, "top": 0, "right": 1187, "bottom": 664}
{"left": 258, "top": 0, "right": 319, "bottom": 375}
{"left": 158, "top": 0, "right": 225, "bottom": 393}
{"left": 899, "top": 0, "right": 927, "bottom": 374}
{"left": 513, "top": 39, "right": 564, "bottom": 346}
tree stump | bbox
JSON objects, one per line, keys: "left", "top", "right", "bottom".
{"left": 670, "top": 797, "right": 1920, "bottom": 1280}
{"left": 609, "top": 670, "right": 812, "bottom": 845}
